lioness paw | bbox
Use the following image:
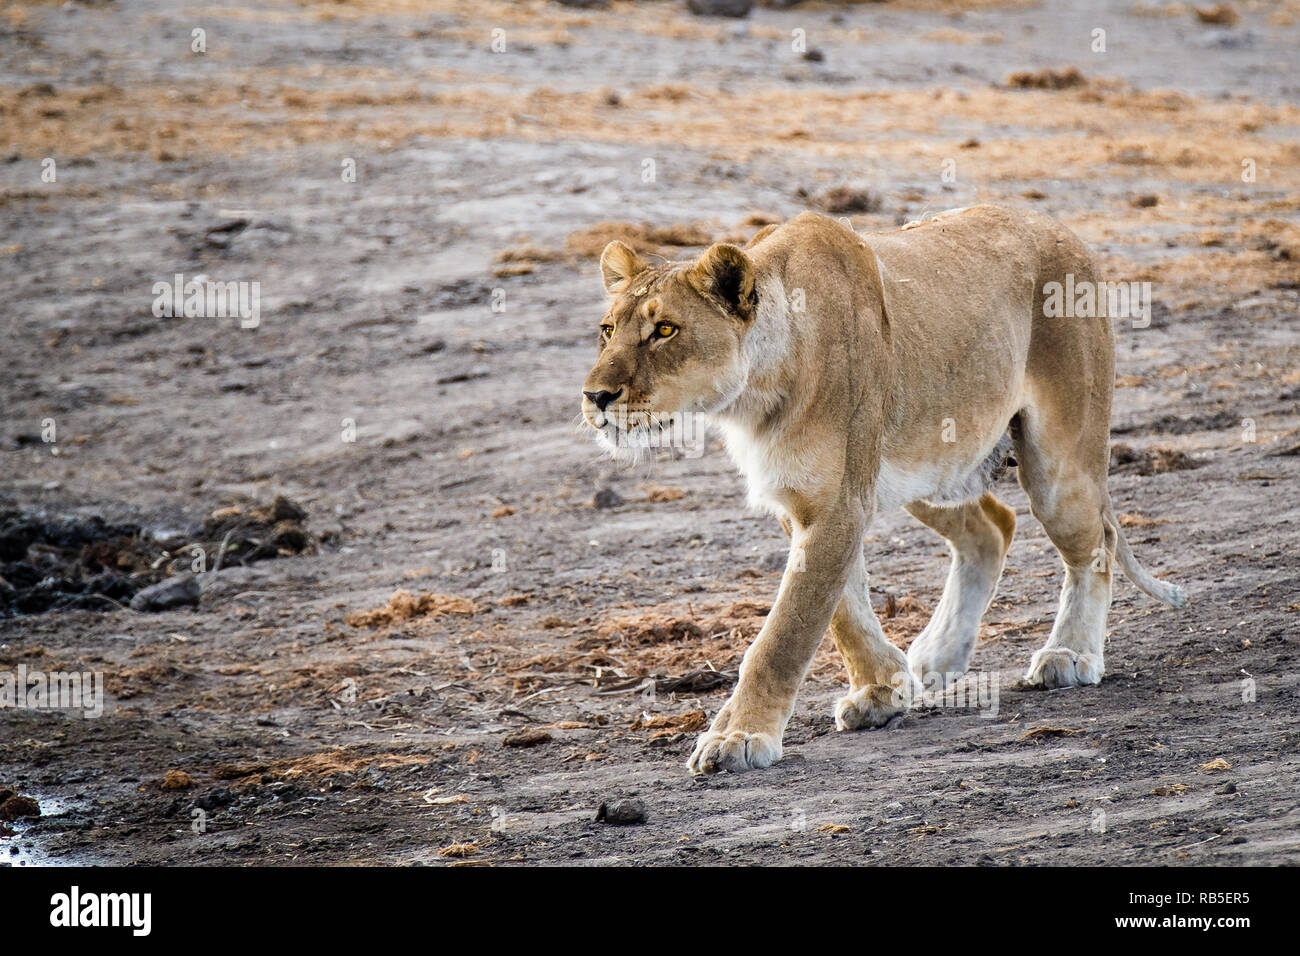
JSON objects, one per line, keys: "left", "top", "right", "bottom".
{"left": 834, "top": 683, "right": 909, "bottom": 731}
{"left": 906, "top": 636, "right": 974, "bottom": 690}
{"left": 686, "top": 729, "right": 781, "bottom": 775}
{"left": 1024, "top": 648, "right": 1103, "bottom": 689}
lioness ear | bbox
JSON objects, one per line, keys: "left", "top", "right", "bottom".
{"left": 599, "top": 240, "right": 645, "bottom": 295}
{"left": 688, "top": 243, "right": 757, "bottom": 321}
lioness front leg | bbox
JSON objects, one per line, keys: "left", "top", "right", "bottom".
{"left": 687, "top": 501, "right": 865, "bottom": 774}
{"left": 830, "top": 551, "right": 920, "bottom": 731}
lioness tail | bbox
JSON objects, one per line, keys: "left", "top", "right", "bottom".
{"left": 1105, "top": 509, "right": 1188, "bottom": 607}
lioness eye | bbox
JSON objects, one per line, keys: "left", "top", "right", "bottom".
{"left": 600, "top": 324, "right": 614, "bottom": 341}
{"left": 656, "top": 323, "right": 677, "bottom": 339}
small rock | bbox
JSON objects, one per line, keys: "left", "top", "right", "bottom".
{"left": 686, "top": 0, "right": 752, "bottom": 17}
{"left": 596, "top": 798, "right": 648, "bottom": 825}
{"left": 194, "top": 788, "right": 235, "bottom": 811}
{"left": 1216, "top": 781, "right": 1237, "bottom": 794}
{"left": 593, "top": 487, "right": 624, "bottom": 509}
{"left": 197, "top": 565, "right": 267, "bottom": 600}
{"left": 129, "top": 574, "right": 200, "bottom": 612}
{"left": 503, "top": 728, "right": 552, "bottom": 748}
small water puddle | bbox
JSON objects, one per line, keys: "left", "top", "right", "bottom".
{"left": 1, "top": 794, "right": 101, "bottom": 867}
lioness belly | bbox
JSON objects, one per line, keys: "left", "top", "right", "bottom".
{"left": 877, "top": 431, "right": 1016, "bottom": 511}
{"left": 865, "top": 207, "right": 1038, "bottom": 510}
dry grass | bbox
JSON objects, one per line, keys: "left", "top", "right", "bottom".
{"left": 345, "top": 590, "right": 478, "bottom": 629}
{"left": 9, "top": 69, "right": 1295, "bottom": 302}
{"left": 567, "top": 596, "right": 929, "bottom": 682}
{"left": 437, "top": 841, "right": 479, "bottom": 858}
{"left": 564, "top": 220, "right": 717, "bottom": 260}
{"left": 644, "top": 486, "right": 687, "bottom": 503}
{"left": 1004, "top": 67, "right": 1087, "bottom": 90}
{"left": 1119, "top": 512, "right": 1172, "bottom": 528}
{"left": 9, "top": 73, "right": 1296, "bottom": 183}
{"left": 272, "top": 750, "right": 430, "bottom": 779}
{"left": 1193, "top": 4, "right": 1241, "bottom": 25}
{"left": 210, "top": 750, "right": 431, "bottom": 783}
{"left": 630, "top": 710, "right": 707, "bottom": 736}
{"left": 921, "top": 27, "right": 1006, "bottom": 44}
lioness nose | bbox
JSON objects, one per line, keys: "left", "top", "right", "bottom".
{"left": 584, "top": 389, "right": 620, "bottom": 412}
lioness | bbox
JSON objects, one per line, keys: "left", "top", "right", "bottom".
{"left": 580, "top": 205, "right": 1186, "bottom": 774}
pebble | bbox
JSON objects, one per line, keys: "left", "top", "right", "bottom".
{"left": 593, "top": 487, "right": 624, "bottom": 509}
{"left": 596, "top": 798, "right": 648, "bottom": 825}
{"left": 129, "top": 574, "right": 200, "bottom": 612}
{"left": 687, "top": 0, "right": 753, "bottom": 17}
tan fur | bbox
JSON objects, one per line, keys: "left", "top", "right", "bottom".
{"left": 581, "top": 205, "right": 1186, "bottom": 774}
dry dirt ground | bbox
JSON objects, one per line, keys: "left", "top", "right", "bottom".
{"left": 2, "top": 0, "right": 1298, "bottom": 866}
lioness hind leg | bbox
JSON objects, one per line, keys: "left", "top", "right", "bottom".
{"left": 904, "top": 493, "right": 1015, "bottom": 689}
{"left": 1016, "top": 217, "right": 1118, "bottom": 688}
{"left": 1014, "top": 406, "right": 1114, "bottom": 689}
{"left": 830, "top": 551, "right": 920, "bottom": 731}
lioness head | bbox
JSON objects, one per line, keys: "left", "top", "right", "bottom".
{"left": 580, "top": 239, "right": 758, "bottom": 457}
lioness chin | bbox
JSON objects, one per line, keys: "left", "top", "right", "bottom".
{"left": 580, "top": 205, "right": 1187, "bottom": 775}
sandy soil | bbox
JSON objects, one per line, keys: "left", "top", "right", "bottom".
{"left": 1, "top": 0, "right": 1298, "bottom": 866}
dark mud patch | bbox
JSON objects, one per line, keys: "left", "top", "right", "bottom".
{"left": 199, "top": 494, "right": 318, "bottom": 570}
{"left": 0, "top": 494, "right": 317, "bottom": 617}
{"left": 1109, "top": 444, "right": 1206, "bottom": 476}
{"left": 0, "top": 513, "right": 161, "bottom": 615}
{"left": 1111, "top": 408, "right": 1240, "bottom": 437}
